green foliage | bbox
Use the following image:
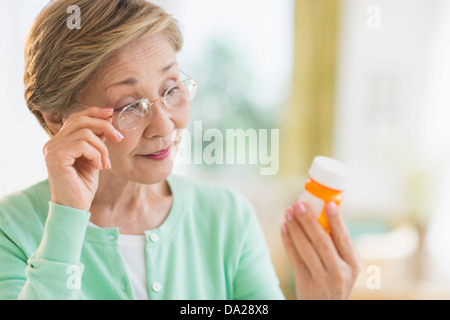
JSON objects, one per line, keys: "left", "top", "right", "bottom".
{"left": 186, "top": 37, "right": 280, "bottom": 173}
{"left": 189, "top": 37, "right": 276, "bottom": 131}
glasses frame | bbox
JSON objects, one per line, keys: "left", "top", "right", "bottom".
{"left": 71, "top": 70, "right": 197, "bottom": 131}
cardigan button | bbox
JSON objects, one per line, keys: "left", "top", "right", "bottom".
{"left": 152, "top": 282, "right": 162, "bottom": 292}
{"left": 107, "top": 234, "right": 117, "bottom": 241}
{"left": 149, "top": 233, "right": 159, "bottom": 242}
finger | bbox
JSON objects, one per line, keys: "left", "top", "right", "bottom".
{"left": 73, "top": 129, "right": 112, "bottom": 169}
{"left": 325, "top": 202, "right": 360, "bottom": 269}
{"left": 102, "top": 117, "right": 114, "bottom": 143}
{"left": 62, "top": 106, "right": 114, "bottom": 130}
{"left": 280, "top": 220, "right": 310, "bottom": 278}
{"left": 292, "top": 201, "right": 342, "bottom": 272}
{"left": 70, "top": 140, "right": 104, "bottom": 170}
{"left": 70, "top": 106, "right": 115, "bottom": 120}
{"left": 54, "top": 129, "right": 111, "bottom": 169}
{"left": 63, "top": 115, "right": 124, "bottom": 143}
{"left": 81, "top": 117, "right": 124, "bottom": 142}
{"left": 285, "top": 206, "right": 325, "bottom": 275}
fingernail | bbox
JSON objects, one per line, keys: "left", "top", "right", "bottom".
{"left": 103, "top": 108, "right": 114, "bottom": 113}
{"left": 107, "top": 158, "right": 112, "bottom": 169}
{"left": 327, "top": 201, "right": 338, "bottom": 215}
{"left": 281, "top": 223, "right": 288, "bottom": 235}
{"left": 115, "top": 130, "right": 124, "bottom": 140}
{"left": 285, "top": 212, "right": 294, "bottom": 221}
{"left": 295, "top": 201, "right": 306, "bottom": 214}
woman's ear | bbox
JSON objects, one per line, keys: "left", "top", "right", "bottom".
{"left": 42, "top": 112, "right": 65, "bottom": 136}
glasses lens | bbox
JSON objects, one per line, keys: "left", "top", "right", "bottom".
{"left": 118, "top": 99, "right": 148, "bottom": 131}
{"left": 164, "top": 79, "right": 198, "bottom": 109}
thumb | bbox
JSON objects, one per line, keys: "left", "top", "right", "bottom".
{"left": 325, "top": 202, "right": 359, "bottom": 266}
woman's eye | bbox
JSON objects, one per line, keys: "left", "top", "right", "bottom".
{"left": 165, "top": 86, "right": 179, "bottom": 97}
{"left": 115, "top": 99, "right": 136, "bottom": 112}
{"left": 114, "top": 106, "right": 125, "bottom": 113}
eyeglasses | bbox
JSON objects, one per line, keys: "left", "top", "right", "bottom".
{"left": 72, "top": 70, "right": 197, "bottom": 131}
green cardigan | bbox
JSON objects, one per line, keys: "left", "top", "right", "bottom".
{"left": 0, "top": 174, "right": 284, "bottom": 300}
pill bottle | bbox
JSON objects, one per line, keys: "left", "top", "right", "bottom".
{"left": 298, "top": 156, "right": 352, "bottom": 233}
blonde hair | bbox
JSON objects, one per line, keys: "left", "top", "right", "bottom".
{"left": 24, "top": 0, "right": 183, "bottom": 136}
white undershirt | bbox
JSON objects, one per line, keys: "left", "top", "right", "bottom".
{"left": 88, "top": 222, "right": 149, "bottom": 300}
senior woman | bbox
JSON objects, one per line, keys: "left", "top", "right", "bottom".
{"left": 0, "top": 0, "right": 360, "bottom": 300}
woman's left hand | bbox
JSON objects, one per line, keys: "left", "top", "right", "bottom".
{"left": 281, "top": 201, "right": 361, "bottom": 300}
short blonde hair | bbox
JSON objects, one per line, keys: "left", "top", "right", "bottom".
{"left": 24, "top": 0, "right": 183, "bottom": 136}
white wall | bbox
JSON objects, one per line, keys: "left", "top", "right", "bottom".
{"left": 421, "top": 0, "right": 450, "bottom": 284}
{"left": 334, "top": 0, "right": 439, "bottom": 220}
{"left": 0, "top": 0, "right": 50, "bottom": 196}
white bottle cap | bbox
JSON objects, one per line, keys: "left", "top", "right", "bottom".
{"left": 308, "top": 156, "right": 352, "bottom": 191}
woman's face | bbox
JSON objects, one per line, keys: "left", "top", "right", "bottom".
{"left": 80, "top": 34, "right": 190, "bottom": 184}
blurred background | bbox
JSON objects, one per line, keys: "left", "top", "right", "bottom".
{"left": 1, "top": 0, "right": 450, "bottom": 299}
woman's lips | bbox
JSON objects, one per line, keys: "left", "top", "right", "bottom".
{"left": 142, "top": 146, "right": 172, "bottom": 161}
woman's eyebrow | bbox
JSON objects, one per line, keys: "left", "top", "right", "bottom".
{"left": 161, "top": 62, "right": 178, "bottom": 73}
{"left": 105, "top": 63, "right": 177, "bottom": 93}
{"left": 105, "top": 78, "right": 138, "bottom": 92}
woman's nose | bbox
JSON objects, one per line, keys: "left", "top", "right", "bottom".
{"left": 142, "top": 100, "right": 174, "bottom": 139}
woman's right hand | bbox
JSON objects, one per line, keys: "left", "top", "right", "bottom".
{"left": 43, "top": 107, "right": 124, "bottom": 211}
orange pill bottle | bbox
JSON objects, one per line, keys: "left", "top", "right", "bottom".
{"left": 298, "top": 156, "right": 352, "bottom": 233}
